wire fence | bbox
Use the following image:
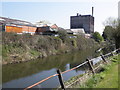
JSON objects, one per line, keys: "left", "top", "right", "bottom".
{"left": 24, "top": 48, "right": 120, "bottom": 90}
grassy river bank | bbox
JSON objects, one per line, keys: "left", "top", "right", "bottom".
{"left": 2, "top": 32, "right": 99, "bottom": 65}
{"left": 64, "top": 54, "right": 119, "bottom": 88}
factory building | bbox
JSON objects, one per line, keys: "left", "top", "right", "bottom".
{"left": 0, "top": 17, "right": 60, "bottom": 35}
{"left": 70, "top": 7, "right": 94, "bottom": 34}
{"left": 35, "top": 24, "right": 59, "bottom": 35}
{"left": 0, "top": 17, "right": 36, "bottom": 35}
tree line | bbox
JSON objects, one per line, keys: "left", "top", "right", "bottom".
{"left": 91, "top": 17, "right": 120, "bottom": 49}
{"left": 102, "top": 17, "right": 120, "bottom": 49}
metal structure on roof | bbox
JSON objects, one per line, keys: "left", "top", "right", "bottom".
{"left": 70, "top": 7, "right": 94, "bottom": 34}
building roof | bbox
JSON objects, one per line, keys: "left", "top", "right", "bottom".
{"left": 50, "top": 24, "right": 58, "bottom": 29}
{"left": 71, "top": 14, "right": 94, "bottom": 18}
{"left": 66, "top": 29, "right": 73, "bottom": 34}
{"left": 0, "top": 17, "right": 36, "bottom": 27}
{"left": 71, "top": 28, "right": 85, "bottom": 34}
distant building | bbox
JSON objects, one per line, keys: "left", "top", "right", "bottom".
{"left": 71, "top": 28, "right": 85, "bottom": 35}
{"left": 70, "top": 14, "right": 94, "bottom": 34}
{"left": 35, "top": 24, "right": 59, "bottom": 35}
{"left": 50, "top": 24, "right": 59, "bottom": 31}
{"left": 85, "top": 34, "right": 91, "bottom": 38}
{"left": 66, "top": 29, "right": 73, "bottom": 34}
{"left": 0, "top": 17, "right": 36, "bottom": 35}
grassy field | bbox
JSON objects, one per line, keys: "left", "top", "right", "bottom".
{"left": 79, "top": 54, "right": 119, "bottom": 88}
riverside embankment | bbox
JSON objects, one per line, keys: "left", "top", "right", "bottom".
{"left": 3, "top": 46, "right": 100, "bottom": 88}
{"left": 3, "top": 31, "right": 117, "bottom": 88}
{"left": 64, "top": 53, "right": 119, "bottom": 88}
{"left": 2, "top": 32, "right": 99, "bottom": 65}
{"left": 2, "top": 31, "right": 101, "bottom": 88}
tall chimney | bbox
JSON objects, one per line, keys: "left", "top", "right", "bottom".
{"left": 92, "top": 7, "right": 94, "bottom": 16}
{"left": 77, "top": 13, "right": 79, "bottom": 16}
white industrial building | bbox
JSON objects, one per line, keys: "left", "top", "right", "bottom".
{"left": 71, "top": 28, "right": 85, "bottom": 35}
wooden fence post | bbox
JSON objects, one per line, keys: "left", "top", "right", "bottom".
{"left": 116, "top": 49, "right": 120, "bottom": 54}
{"left": 86, "top": 58, "right": 95, "bottom": 74}
{"left": 57, "top": 69, "right": 65, "bottom": 90}
{"left": 111, "top": 52, "right": 114, "bottom": 56}
{"left": 100, "top": 54, "right": 107, "bottom": 63}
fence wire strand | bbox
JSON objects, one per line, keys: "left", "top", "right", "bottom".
{"left": 24, "top": 48, "right": 120, "bottom": 90}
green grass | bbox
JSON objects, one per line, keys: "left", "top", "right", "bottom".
{"left": 95, "top": 54, "right": 119, "bottom": 88}
{"left": 96, "top": 63, "right": 118, "bottom": 88}
{"left": 79, "top": 54, "right": 119, "bottom": 88}
{"left": 30, "top": 49, "right": 40, "bottom": 56}
{"left": 64, "top": 74, "right": 84, "bottom": 86}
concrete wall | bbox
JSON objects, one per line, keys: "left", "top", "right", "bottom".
{"left": 70, "top": 16, "right": 83, "bottom": 28}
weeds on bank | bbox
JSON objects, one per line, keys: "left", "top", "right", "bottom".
{"left": 79, "top": 54, "right": 119, "bottom": 88}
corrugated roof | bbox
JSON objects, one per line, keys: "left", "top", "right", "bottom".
{"left": 0, "top": 17, "right": 36, "bottom": 27}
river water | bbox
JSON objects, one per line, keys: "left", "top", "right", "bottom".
{"left": 2, "top": 48, "right": 99, "bottom": 88}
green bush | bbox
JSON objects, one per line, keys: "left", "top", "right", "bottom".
{"left": 58, "top": 30, "right": 69, "bottom": 42}
{"left": 92, "top": 32, "right": 103, "bottom": 42}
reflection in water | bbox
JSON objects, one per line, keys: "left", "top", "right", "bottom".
{"left": 3, "top": 48, "right": 98, "bottom": 88}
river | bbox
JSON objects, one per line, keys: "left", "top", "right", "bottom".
{"left": 2, "top": 48, "right": 99, "bottom": 88}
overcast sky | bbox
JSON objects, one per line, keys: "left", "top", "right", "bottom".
{"left": 1, "top": 0, "right": 120, "bottom": 34}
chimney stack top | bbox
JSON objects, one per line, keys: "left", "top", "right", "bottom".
{"left": 92, "top": 7, "right": 94, "bottom": 16}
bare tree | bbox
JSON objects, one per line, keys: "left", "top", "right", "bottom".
{"left": 103, "top": 17, "right": 118, "bottom": 28}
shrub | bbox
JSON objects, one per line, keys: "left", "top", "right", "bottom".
{"left": 92, "top": 32, "right": 103, "bottom": 42}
